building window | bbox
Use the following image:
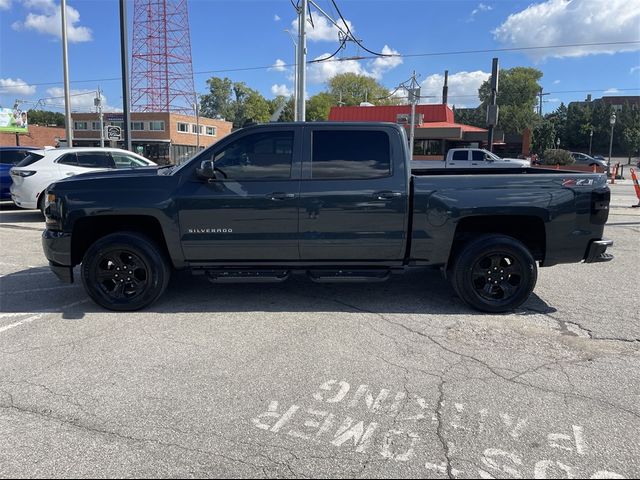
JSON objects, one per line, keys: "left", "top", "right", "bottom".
{"left": 108, "top": 121, "right": 124, "bottom": 129}
{"left": 149, "top": 121, "right": 165, "bottom": 131}
{"left": 131, "top": 121, "right": 144, "bottom": 131}
{"left": 206, "top": 126, "right": 216, "bottom": 136}
{"left": 91, "top": 121, "right": 101, "bottom": 131}
{"left": 74, "top": 121, "right": 88, "bottom": 130}
{"left": 413, "top": 139, "right": 442, "bottom": 156}
{"left": 177, "top": 122, "right": 189, "bottom": 133}
{"left": 191, "top": 124, "right": 203, "bottom": 134}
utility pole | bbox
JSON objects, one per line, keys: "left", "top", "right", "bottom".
{"left": 538, "top": 87, "right": 549, "bottom": 116}
{"left": 486, "top": 58, "right": 499, "bottom": 152}
{"left": 442, "top": 70, "right": 449, "bottom": 105}
{"left": 95, "top": 87, "right": 104, "bottom": 148}
{"left": 60, "top": 0, "right": 73, "bottom": 147}
{"left": 407, "top": 71, "right": 420, "bottom": 158}
{"left": 119, "top": 0, "right": 132, "bottom": 151}
{"left": 295, "top": 0, "right": 307, "bottom": 121}
{"left": 284, "top": 29, "right": 298, "bottom": 121}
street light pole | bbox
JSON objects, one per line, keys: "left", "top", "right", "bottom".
{"left": 608, "top": 112, "right": 616, "bottom": 170}
{"left": 285, "top": 29, "right": 298, "bottom": 121}
{"left": 60, "top": 0, "right": 73, "bottom": 147}
{"left": 589, "top": 129, "right": 593, "bottom": 156}
{"left": 296, "top": 0, "right": 307, "bottom": 121}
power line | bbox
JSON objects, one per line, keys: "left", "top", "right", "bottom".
{"left": 3, "top": 40, "right": 638, "bottom": 90}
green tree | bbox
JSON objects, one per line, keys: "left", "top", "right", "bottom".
{"left": 478, "top": 67, "right": 543, "bottom": 134}
{"left": 545, "top": 102, "right": 567, "bottom": 141}
{"left": 453, "top": 107, "right": 485, "bottom": 128}
{"left": 26, "top": 109, "right": 65, "bottom": 126}
{"left": 200, "top": 77, "right": 271, "bottom": 128}
{"left": 327, "top": 73, "right": 399, "bottom": 106}
{"left": 531, "top": 119, "right": 556, "bottom": 155}
{"left": 306, "top": 92, "right": 335, "bottom": 121}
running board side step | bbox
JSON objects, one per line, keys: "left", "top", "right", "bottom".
{"left": 307, "top": 269, "right": 391, "bottom": 283}
{"left": 204, "top": 269, "right": 290, "bottom": 283}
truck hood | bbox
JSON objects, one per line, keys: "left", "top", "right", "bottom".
{"left": 57, "top": 166, "right": 162, "bottom": 183}
{"left": 499, "top": 158, "right": 530, "bottom": 167}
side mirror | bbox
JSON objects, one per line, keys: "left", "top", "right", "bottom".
{"left": 484, "top": 154, "right": 494, "bottom": 162}
{"left": 196, "top": 160, "right": 216, "bottom": 181}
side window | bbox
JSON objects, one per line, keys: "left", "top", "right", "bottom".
{"left": 76, "top": 152, "right": 115, "bottom": 169}
{"left": 471, "top": 150, "right": 485, "bottom": 161}
{"left": 57, "top": 153, "right": 78, "bottom": 165}
{"left": 311, "top": 130, "right": 390, "bottom": 179}
{"left": 111, "top": 153, "right": 148, "bottom": 168}
{"left": 452, "top": 151, "right": 468, "bottom": 161}
{"left": 213, "top": 131, "right": 293, "bottom": 180}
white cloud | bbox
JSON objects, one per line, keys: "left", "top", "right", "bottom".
{"left": 370, "top": 45, "right": 403, "bottom": 79}
{"left": 291, "top": 15, "right": 354, "bottom": 42}
{"left": 631, "top": 66, "right": 640, "bottom": 74}
{"left": 553, "top": 79, "right": 561, "bottom": 84}
{"left": 604, "top": 88, "right": 620, "bottom": 95}
{"left": 493, "top": 0, "right": 640, "bottom": 60}
{"left": 43, "top": 87, "right": 118, "bottom": 112}
{"left": 270, "top": 59, "right": 287, "bottom": 72}
{"left": 0, "top": 0, "right": 12, "bottom": 10}
{"left": 420, "top": 70, "right": 490, "bottom": 108}
{"left": 271, "top": 84, "right": 293, "bottom": 97}
{"left": 12, "top": 0, "right": 93, "bottom": 43}
{"left": 274, "top": 14, "right": 281, "bottom": 22}
{"left": 307, "top": 55, "right": 371, "bottom": 84}
{"left": 0, "top": 78, "right": 36, "bottom": 96}
{"left": 470, "top": 2, "right": 493, "bottom": 18}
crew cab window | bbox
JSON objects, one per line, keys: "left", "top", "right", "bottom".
{"left": 472, "top": 150, "right": 485, "bottom": 161}
{"left": 452, "top": 151, "right": 468, "bottom": 161}
{"left": 311, "top": 130, "right": 390, "bottom": 179}
{"left": 111, "top": 152, "right": 148, "bottom": 168}
{"left": 76, "top": 152, "right": 115, "bottom": 168}
{"left": 213, "top": 131, "right": 293, "bottom": 180}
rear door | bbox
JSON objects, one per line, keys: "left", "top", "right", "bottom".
{"left": 56, "top": 151, "right": 115, "bottom": 177}
{"left": 298, "top": 126, "right": 409, "bottom": 261}
{"left": 448, "top": 150, "right": 470, "bottom": 167}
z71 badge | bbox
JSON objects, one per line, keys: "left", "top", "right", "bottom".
{"left": 562, "top": 178, "right": 594, "bottom": 187}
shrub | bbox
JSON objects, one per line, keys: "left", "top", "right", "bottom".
{"left": 541, "top": 149, "right": 574, "bottom": 166}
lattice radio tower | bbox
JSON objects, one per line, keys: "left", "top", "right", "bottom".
{"left": 131, "top": 0, "right": 196, "bottom": 114}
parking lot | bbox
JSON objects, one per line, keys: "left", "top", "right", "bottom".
{"left": 0, "top": 182, "right": 638, "bottom": 478}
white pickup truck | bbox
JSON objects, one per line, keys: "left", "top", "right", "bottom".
{"left": 412, "top": 148, "right": 530, "bottom": 169}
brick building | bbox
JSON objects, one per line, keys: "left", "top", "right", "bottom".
{"left": 0, "top": 125, "right": 65, "bottom": 148}
{"left": 69, "top": 112, "right": 233, "bottom": 164}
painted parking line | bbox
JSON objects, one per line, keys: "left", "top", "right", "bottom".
{"left": 0, "top": 299, "right": 90, "bottom": 335}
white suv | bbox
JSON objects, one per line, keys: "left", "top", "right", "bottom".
{"left": 10, "top": 147, "right": 156, "bottom": 212}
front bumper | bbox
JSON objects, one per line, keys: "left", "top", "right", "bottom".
{"left": 42, "top": 229, "right": 74, "bottom": 283}
{"left": 584, "top": 239, "right": 614, "bottom": 263}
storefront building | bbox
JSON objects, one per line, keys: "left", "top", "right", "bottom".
{"left": 70, "top": 112, "right": 232, "bottom": 164}
{"left": 328, "top": 104, "right": 501, "bottom": 160}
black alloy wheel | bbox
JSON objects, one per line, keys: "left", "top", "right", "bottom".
{"left": 81, "top": 232, "right": 170, "bottom": 311}
{"left": 450, "top": 235, "right": 537, "bottom": 313}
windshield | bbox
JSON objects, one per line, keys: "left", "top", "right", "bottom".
{"left": 484, "top": 151, "right": 501, "bottom": 161}
{"left": 15, "top": 152, "right": 45, "bottom": 167}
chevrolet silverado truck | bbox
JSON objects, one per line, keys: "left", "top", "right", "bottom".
{"left": 42, "top": 122, "right": 613, "bottom": 313}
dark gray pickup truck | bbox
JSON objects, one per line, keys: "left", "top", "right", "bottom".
{"left": 42, "top": 122, "right": 612, "bottom": 312}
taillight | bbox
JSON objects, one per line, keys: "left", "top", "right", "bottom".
{"left": 11, "top": 169, "right": 36, "bottom": 177}
{"left": 590, "top": 187, "right": 610, "bottom": 225}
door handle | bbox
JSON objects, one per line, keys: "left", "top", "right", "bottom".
{"left": 65, "top": 172, "right": 75, "bottom": 176}
{"left": 266, "top": 192, "right": 295, "bottom": 201}
{"left": 373, "top": 191, "right": 402, "bottom": 200}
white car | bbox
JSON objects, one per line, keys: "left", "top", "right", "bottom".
{"left": 10, "top": 147, "right": 156, "bottom": 212}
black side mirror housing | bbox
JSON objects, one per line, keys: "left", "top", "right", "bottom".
{"left": 196, "top": 160, "right": 216, "bottom": 181}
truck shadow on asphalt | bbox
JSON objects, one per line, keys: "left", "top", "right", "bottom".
{"left": 0, "top": 202, "right": 44, "bottom": 225}
{"left": 0, "top": 266, "right": 557, "bottom": 318}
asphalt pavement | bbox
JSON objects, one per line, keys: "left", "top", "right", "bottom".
{"left": 0, "top": 180, "right": 638, "bottom": 478}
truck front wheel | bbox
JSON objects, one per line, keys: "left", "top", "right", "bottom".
{"left": 450, "top": 235, "right": 537, "bottom": 313}
{"left": 81, "top": 232, "right": 170, "bottom": 311}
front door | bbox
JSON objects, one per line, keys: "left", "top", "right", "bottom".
{"left": 176, "top": 128, "right": 301, "bottom": 262}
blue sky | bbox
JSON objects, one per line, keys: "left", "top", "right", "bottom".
{"left": 1, "top": 0, "right": 639, "bottom": 115}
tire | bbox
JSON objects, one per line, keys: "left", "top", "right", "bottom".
{"left": 450, "top": 234, "right": 537, "bottom": 313}
{"left": 37, "top": 192, "right": 45, "bottom": 216}
{"left": 81, "top": 232, "right": 170, "bottom": 311}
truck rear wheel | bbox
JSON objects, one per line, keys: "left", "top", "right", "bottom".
{"left": 450, "top": 234, "right": 537, "bottom": 313}
{"left": 81, "top": 232, "right": 170, "bottom": 311}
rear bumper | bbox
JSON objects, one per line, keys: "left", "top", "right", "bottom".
{"left": 42, "top": 229, "right": 73, "bottom": 282}
{"left": 584, "top": 239, "right": 613, "bottom": 263}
